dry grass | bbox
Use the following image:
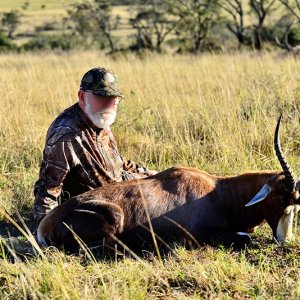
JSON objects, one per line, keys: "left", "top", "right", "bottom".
{"left": 0, "top": 51, "right": 300, "bottom": 298}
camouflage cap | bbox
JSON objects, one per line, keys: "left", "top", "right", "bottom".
{"left": 80, "top": 67, "right": 124, "bottom": 98}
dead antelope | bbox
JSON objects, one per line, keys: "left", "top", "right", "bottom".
{"left": 37, "top": 116, "right": 300, "bottom": 251}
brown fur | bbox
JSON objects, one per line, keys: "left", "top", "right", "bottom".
{"left": 37, "top": 166, "right": 299, "bottom": 251}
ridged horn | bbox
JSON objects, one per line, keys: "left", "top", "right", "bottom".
{"left": 274, "top": 114, "right": 296, "bottom": 192}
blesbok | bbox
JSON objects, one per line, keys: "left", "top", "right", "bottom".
{"left": 37, "top": 116, "right": 300, "bottom": 251}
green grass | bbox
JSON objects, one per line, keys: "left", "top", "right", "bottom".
{"left": 0, "top": 51, "right": 300, "bottom": 298}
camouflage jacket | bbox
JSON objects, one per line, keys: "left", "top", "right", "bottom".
{"left": 34, "top": 103, "right": 153, "bottom": 216}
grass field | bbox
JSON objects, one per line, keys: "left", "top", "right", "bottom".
{"left": 0, "top": 51, "right": 300, "bottom": 298}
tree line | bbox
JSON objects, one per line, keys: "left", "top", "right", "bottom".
{"left": 1, "top": 0, "right": 300, "bottom": 54}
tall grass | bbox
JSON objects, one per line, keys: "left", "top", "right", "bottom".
{"left": 0, "top": 51, "right": 300, "bottom": 298}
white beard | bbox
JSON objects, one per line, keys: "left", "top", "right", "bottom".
{"left": 84, "top": 98, "right": 117, "bottom": 129}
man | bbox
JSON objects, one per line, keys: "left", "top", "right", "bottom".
{"left": 33, "top": 67, "right": 156, "bottom": 223}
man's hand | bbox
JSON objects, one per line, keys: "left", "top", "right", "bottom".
{"left": 33, "top": 197, "right": 58, "bottom": 224}
{"left": 146, "top": 169, "right": 158, "bottom": 176}
{"left": 123, "top": 160, "right": 158, "bottom": 177}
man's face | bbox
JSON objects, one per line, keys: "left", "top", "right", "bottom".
{"left": 79, "top": 90, "right": 119, "bottom": 129}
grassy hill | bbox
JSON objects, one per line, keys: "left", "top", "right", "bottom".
{"left": 0, "top": 1, "right": 289, "bottom": 48}
{"left": 0, "top": 1, "right": 134, "bottom": 46}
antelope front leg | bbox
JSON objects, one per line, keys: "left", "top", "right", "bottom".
{"left": 37, "top": 200, "right": 124, "bottom": 251}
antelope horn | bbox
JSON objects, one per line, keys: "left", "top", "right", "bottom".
{"left": 274, "top": 114, "right": 296, "bottom": 192}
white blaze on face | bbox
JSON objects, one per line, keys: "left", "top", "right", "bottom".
{"left": 84, "top": 96, "right": 117, "bottom": 129}
{"left": 276, "top": 204, "right": 300, "bottom": 243}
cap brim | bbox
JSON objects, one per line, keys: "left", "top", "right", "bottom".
{"left": 92, "top": 87, "right": 124, "bottom": 98}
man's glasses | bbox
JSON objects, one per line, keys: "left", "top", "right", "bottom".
{"left": 85, "top": 91, "right": 120, "bottom": 104}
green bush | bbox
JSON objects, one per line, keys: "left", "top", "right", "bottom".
{"left": 35, "top": 22, "right": 58, "bottom": 32}
{"left": 21, "top": 34, "right": 77, "bottom": 51}
{"left": 0, "top": 31, "right": 17, "bottom": 51}
{"left": 288, "top": 28, "right": 300, "bottom": 46}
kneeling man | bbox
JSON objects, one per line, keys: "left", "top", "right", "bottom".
{"left": 33, "top": 67, "right": 156, "bottom": 223}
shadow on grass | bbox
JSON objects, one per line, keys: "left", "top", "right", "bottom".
{"left": 1, "top": 212, "right": 300, "bottom": 268}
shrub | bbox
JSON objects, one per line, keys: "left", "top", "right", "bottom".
{"left": 0, "top": 31, "right": 17, "bottom": 51}
{"left": 21, "top": 34, "right": 77, "bottom": 51}
{"left": 288, "top": 27, "right": 300, "bottom": 46}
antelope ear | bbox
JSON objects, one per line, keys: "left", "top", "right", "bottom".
{"left": 245, "top": 184, "right": 272, "bottom": 207}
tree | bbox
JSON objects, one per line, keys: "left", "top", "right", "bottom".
{"left": 218, "top": 0, "right": 248, "bottom": 48}
{"left": 67, "top": 0, "right": 120, "bottom": 52}
{"left": 274, "top": 17, "right": 295, "bottom": 50}
{"left": 169, "top": 0, "right": 219, "bottom": 53}
{"left": 275, "top": 0, "right": 300, "bottom": 52}
{"left": 129, "top": 0, "right": 180, "bottom": 52}
{"left": 278, "top": 0, "right": 300, "bottom": 21}
{"left": 93, "top": 0, "right": 120, "bottom": 52}
{"left": 1, "top": 10, "right": 21, "bottom": 39}
{"left": 249, "top": 0, "right": 278, "bottom": 50}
